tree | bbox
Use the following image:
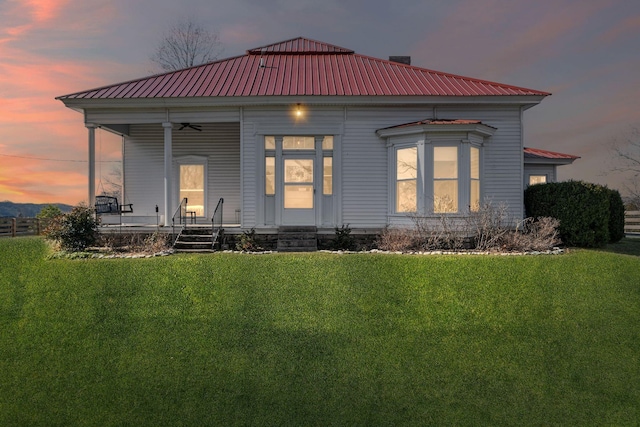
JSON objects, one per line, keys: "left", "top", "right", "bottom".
{"left": 150, "top": 19, "right": 223, "bottom": 72}
{"left": 610, "top": 127, "right": 640, "bottom": 208}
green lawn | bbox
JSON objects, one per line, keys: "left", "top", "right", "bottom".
{"left": 1, "top": 237, "right": 639, "bottom": 426}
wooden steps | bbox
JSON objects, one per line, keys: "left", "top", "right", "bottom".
{"left": 173, "top": 227, "right": 216, "bottom": 253}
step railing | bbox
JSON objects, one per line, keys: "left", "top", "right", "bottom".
{"left": 171, "top": 198, "right": 188, "bottom": 245}
{"left": 211, "top": 197, "right": 224, "bottom": 249}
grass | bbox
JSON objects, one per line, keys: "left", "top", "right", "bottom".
{"left": 1, "top": 237, "right": 639, "bottom": 426}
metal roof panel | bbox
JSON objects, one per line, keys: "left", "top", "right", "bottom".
{"left": 57, "top": 37, "right": 550, "bottom": 100}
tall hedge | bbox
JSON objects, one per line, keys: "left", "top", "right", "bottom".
{"left": 524, "top": 181, "right": 610, "bottom": 248}
{"left": 606, "top": 187, "right": 625, "bottom": 243}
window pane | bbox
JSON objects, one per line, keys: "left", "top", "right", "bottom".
{"left": 529, "top": 175, "right": 547, "bottom": 185}
{"left": 434, "top": 180, "right": 458, "bottom": 213}
{"left": 322, "top": 136, "right": 334, "bottom": 150}
{"left": 283, "top": 136, "right": 315, "bottom": 150}
{"left": 397, "top": 180, "right": 417, "bottom": 212}
{"left": 470, "top": 180, "right": 480, "bottom": 212}
{"left": 434, "top": 146, "right": 458, "bottom": 179}
{"left": 265, "top": 157, "right": 275, "bottom": 195}
{"left": 323, "top": 157, "right": 332, "bottom": 195}
{"left": 284, "top": 159, "right": 313, "bottom": 183}
{"left": 265, "top": 136, "right": 276, "bottom": 150}
{"left": 284, "top": 185, "right": 314, "bottom": 209}
{"left": 180, "top": 164, "right": 205, "bottom": 216}
{"left": 397, "top": 147, "right": 417, "bottom": 180}
{"left": 470, "top": 147, "right": 480, "bottom": 179}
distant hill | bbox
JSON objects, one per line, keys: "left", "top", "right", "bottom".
{"left": 0, "top": 201, "right": 74, "bottom": 218}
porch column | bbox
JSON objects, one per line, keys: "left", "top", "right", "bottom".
{"left": 86, "top": 123, "right": 98, "bottom": 206}
{"left": 163, "top": 122, "right": 173, "bottom": 227}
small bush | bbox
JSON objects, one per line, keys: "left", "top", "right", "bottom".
{"left": 376, "top": 227, "right": 416, "bottom": 252}
{"left": 44, "top": 205, "right": 98, "bottom": 252}
{"left": 330, "top": 225, "right": 356, "bottom": 251}
{"left": 525, "top": 181, "right": 610, "bottom": 248}
{"left": 501, "top": 217, "right": 561, "bottom": 252}
{"left": 235, "top": 228, "right": 262, "bottom": 252}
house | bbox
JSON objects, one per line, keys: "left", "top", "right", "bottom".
{"left": 523, "top": 147, "right": 579, "bottom": 187}
{"left": 57, "top": 36, "right": 576, "bottom": 232}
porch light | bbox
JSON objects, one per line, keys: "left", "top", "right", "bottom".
{"left": 295, "top": 103, "right": 302, "bottom": 117}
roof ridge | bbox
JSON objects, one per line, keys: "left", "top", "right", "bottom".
{"left": 246, "top": 36, "right": 354, "bottom": 55}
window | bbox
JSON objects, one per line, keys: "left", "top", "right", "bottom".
{"left": 434, "top": 147, "right": 458, "bottom": 213}
{"left": 396, "top": 147, "right": 417, "bottom": 212}
{"left": 265, "top": 135, "right": 276, "bottom": 150}
{"left": 470, "top": 147, "right": 480, "bottom": 211}
{"left": 265, "top": 157, "right": 275, "bottom": 195}
{"left": 283, "top": 136, "right": 314, "bottom": 150}
{"left": 323, "top": 157, "right": 333, "bottom": 195}
{"left": 322, "top": 136, "right": 334, "bottom": 150}
{"left": 529, "top": 175, "right": 547, "bottom": 186}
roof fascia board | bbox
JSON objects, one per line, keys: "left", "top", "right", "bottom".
{"left": 59, "top": 95, "right": 546, "bottom": 110}
{"left": 524, "top": 158, "right": 577, "bottom": 165}
{"left": 376, "top": 123, "right": 497, "bottom": 139}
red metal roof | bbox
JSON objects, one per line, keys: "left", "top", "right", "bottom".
{"left": 58, "top": 37, "right": 550, "bottom": 100}
{"left": 524, "top": 147, "right": 580, "bottom": 160}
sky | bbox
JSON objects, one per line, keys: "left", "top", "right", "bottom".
{"left": 1, "top": 0, "right": 639, "bottom": 205}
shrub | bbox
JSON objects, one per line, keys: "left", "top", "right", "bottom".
{"left": 36, "top": 204, "right": 63, "bottom": 219}
{"left": 330, "top": 224, "right": 357, "bottom": 251}
{"left": 44, "top": 205, "right": 98, "bottom": 251}
{"left": 235, "top": 228, "right": 262, "bottom": 252}
{"left": 376, "top": 227, "right": 416, "bottom": 252}
{"left": 501, "top": 217, "right": 561, "bottom": 252}
{"left": 606, "top": 188, "right": 625, "bottom": 243}
{"left": 525, "top": 181, "right": 609, "bottom": 248}
{"left": 466, "top": 202, "right": 511, "bottom": 251}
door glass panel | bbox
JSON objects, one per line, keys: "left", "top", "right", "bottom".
{"left": 284, "top": 159, "right": 314, "bottom": 209}
{"left": 283, "top": 136, "right": 315, "bottom": 150}
{"left": 284, "top": 159, "right": 313, "bottom": 183}
{"left": 284, "top": 186, "right": 314, "bottom": 209}
{"left": 180, "top": 164, "right": 205, "bottom": 216}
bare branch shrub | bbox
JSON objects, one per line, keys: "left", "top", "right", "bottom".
{"left": 98, "top": 232, "right": 171, "bottom": 254}
{"left": 502, "top": 217, "right": 561, "bottom": 252}
{"left": 466, "top": 201, "right": 512, "bottom": 250}
{"left": 411, "top": 214, "right": 466, "bottom": 250}
{"left": 376, "top": 227, "right": 416, "bottom": 251}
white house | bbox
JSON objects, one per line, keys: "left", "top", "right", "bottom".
{"left": 57, "top": 37, "right": 577, "bottom": 231}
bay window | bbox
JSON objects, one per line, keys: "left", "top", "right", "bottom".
{"left": 396, "top": 147, "right": 418, "bottom": 212}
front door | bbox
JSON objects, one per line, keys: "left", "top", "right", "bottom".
{"left": 281, "top": 155, "right": 315, "bottom": 225}
{"left": 179, "top": 163, "right": 206, "bottom": 218}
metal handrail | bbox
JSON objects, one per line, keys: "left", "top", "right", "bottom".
{"left": 211, "top": 197, "right": 224, "bottom": 249}
{"left": 171, "top": 198, "right": 188, "bottom": 245}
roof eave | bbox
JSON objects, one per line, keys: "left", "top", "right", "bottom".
{"left": 58, "top": 94, "right": 548, "bottom": 111}
{"left": 524, "top": 157, "right": 578, "bottom": 165}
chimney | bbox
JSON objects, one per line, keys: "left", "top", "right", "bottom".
{"left": 389, "top": 56, "right": 411, "bottom": 65}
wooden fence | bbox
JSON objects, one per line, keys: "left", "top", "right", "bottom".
{"left": 626, "top": 211, "right": 640, "bottom": 235}
{"left": 0, "top": 218, "right": 50, "bottom": 237}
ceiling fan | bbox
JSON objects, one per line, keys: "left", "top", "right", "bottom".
{"left": 179, "top": 123, "right": 202, "bottom": 131}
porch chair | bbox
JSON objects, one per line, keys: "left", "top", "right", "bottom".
{"left": 94, "top": 195, "right": 133, "bottom": 223}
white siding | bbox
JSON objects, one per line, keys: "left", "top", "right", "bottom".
{"left": 241, "top": 106, "right": 345, "bottom": 227}
{"left": 240, "top": 104, "right": 527, "bottom": 228}
{"left": 124, "top": 123, "right": 240, "bottom": 220}
{"left": 438, "top": 105, "right": 524, "bottom": 220}
{"left": 524, "top": 164, "right": 556, "bottom": 186}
